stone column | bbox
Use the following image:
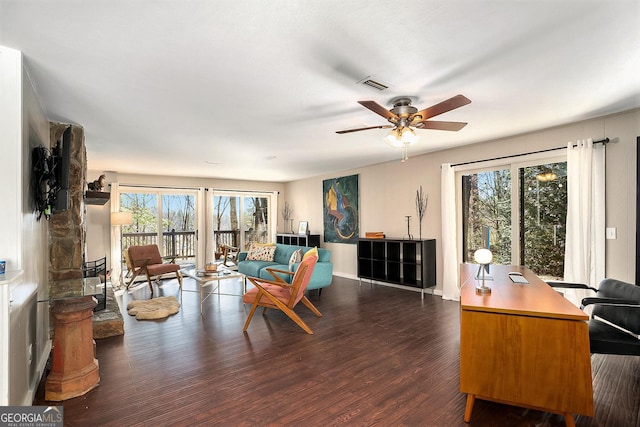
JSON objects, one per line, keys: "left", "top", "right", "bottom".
{"left": 49, "top": 123, "right": 86, "bottom": 297}
{"left": 45, "top": 123, "right": 99, "bottom": 400}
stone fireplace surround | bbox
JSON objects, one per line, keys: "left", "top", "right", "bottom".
{"left": 48, "top": 122, "right": 86, "bottom": 298}
{"left": 46, "top": 122, "right": 124, "bottom": 337}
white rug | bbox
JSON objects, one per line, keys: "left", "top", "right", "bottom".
{"left": 126, "top": 296, "right": 180, "bottom": 320}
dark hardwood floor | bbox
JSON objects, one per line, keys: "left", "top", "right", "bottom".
{"left": 34, "top": 276, "right": 640, "bottom": 426}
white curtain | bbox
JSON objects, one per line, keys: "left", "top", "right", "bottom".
{"left": 204, "top": 188, "right": 215, "bottom": 265}
{"left": 270, "top": 191, "right": 279, "bottom": 243}
{"left": 563, "top": 139, "right": 606, "bottom": 306}
{"left": 193, "top": 187, "right": 210, "bottom": 268}
{"left": 110, "top": 182, "right": 123, "bottom": 289}
{"left": 441, "top": 163, "right": 460, "bottom": 301}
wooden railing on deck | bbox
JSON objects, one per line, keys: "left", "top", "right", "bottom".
{"left": 122, "top": 229, "right": 247, "bottom": 261}
{"left": 123, "top": 230, "right": 196, "bottom": 261}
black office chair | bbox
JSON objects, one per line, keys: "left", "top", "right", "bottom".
{"left": 548, "top": 278, "right": 640, "bottom": 355}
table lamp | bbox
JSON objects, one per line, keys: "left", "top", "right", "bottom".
{"left": 474, "top": 248, "right": 493, "bottom": 295}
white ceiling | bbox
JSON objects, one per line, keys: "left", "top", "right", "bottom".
{"left": 2, "top": 1, "right": 639, "bottom": 182}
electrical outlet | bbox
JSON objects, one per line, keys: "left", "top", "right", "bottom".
{"left": 606, "top": 227, "right": 617, "bottom": 240}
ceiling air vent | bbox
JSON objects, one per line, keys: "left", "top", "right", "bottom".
{"left": 358, "top": 76, "right": 388, "bottom": 91}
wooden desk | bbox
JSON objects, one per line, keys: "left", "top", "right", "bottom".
{"left": 459, "top": 264, "right": 593, "bottom": 427}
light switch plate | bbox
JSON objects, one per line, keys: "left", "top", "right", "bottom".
{"left": 606, "top": 227, "right": 617, "bottom": 240}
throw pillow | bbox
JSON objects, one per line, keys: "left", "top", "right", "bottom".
{"left": 245, "top": 242, "right": 275, "bottom": 254}
{"left": 247, "top": 243, "right": 276, "bottom": 261}
{"left": 288, "top": 248, "right": 303, "bottom": 271}
{"left": 302, "top": 246, "right": 318, "bottom": 261}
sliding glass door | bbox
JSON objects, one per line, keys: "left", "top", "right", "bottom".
{"left": 460, "top": 158, "right": 567, "bottom": 280}
{"left": 461, "top": 168, "right": 512, "bottom": 265}
{"left": 520, "top": 163, "right": 567, "bottom": 279}
{"left": 120, "top": 187, "right": 198, "bottom": 265}
{"left": 212, "top": 191, "right": 274, "bottom": 253}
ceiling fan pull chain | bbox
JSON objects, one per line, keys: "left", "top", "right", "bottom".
{"left": 401, "top": 143, "right": 409, "bottom": 162}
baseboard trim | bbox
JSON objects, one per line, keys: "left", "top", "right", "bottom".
{"left": 25, "top": 339, "right": 51, "bottom": 405}
{"left": 332, "top": 273, "right": 442, "bottom": 296}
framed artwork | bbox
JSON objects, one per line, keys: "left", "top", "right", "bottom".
{"left": 322, "top": 174, "right": 359, "bottom": 244}
{"left": 298, "top": 221, "right": 308, "bottom": 235}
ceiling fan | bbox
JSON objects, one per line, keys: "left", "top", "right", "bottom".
{"left": 336, "top": 95, "right": 471, "bottom": 153}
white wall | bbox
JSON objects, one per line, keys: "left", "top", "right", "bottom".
{"left": 285, "top": 108, "right": 640, "bottom": 289}
{"left": 0, "top": 46, "right": 51, "bottom": 405}
{"left": 86, "top": 202, "right": 111, "bottom": 265}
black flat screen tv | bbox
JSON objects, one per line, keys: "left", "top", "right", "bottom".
{"left": 52, "top": 127, "right": 71, "bottom": 212}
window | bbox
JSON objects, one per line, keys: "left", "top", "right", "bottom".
{"left": 460, "top": 158, "right": 567, "bottom": 280}
{"left": 212, "top": 191, "right": 274, "bottom": 252}
{"left": 120, "top": 188, "right": 197, "bottom": 265}
{"left": 520, "top": 163, "right": 567, "bottom": 279}
{"left": 462, "top": 168, "right": 512, "bottom": 265}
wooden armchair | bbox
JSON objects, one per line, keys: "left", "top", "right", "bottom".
{"left": 243, "top": 255, "right": 321, "bottom": 334}
{"left": 126, "top": 244, "right": 182, "bottom": 293}
{"left": 220, "top": 244, "right": 239, "bottom": 270}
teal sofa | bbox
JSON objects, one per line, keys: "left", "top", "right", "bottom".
{"left": 238, "top": 243, "right": 333, "bottom": 291}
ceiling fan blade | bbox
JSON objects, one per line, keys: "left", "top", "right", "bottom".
{"left": 412, "top": 94, "right": 471, "bottom": 122}
{"left": 336, "top": 125, "right": 393, "bottom": 134}
{"left": 414, "top": 121, "right": 468, "bottom": 131}
{"left": 358, "top": 100, "right": 398, "bottom": 121}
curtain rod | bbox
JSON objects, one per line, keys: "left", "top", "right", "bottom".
{"left": 111, "top": 184, "right": 279, "bottom": 194}
{"left": 451, "top": 138, "right": 609, "bottom": 167}
{"left": 110, "top": 184, "right": 279, "bottom": 194}
{"left": 208, "top": 188, "right": 279, "bottom": 194}
{"left": 114, "top": 184, "right": 199, "bottom": 191}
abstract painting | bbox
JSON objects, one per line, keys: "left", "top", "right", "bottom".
{"left": 323, "top": 174, "right": 359, "bottom": 244}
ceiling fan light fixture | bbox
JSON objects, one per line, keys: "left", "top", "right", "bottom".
{"left": 402, "top": 127, "right": 419, "bottom": 144}
{"left": 384, "top": 129, "right": 403, "bottom": 147}
{"left": 385, "top": 127, "right": 419, "bottom": 147}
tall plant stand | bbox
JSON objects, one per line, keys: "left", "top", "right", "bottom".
{"left": 45, "top": 296, "right": 100, "bottom": 401}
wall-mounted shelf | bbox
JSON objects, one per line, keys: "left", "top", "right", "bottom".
{"left": 84, "top": 191, "right": 110, "bottom": 205}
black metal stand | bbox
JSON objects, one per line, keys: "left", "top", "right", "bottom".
{"left": 404, "top": 215, "right": 413, "bottom": 240}
{"left": 83, "top": 256, "right": 107, "bottom": 311}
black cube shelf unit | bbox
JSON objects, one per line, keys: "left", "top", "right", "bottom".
{"left": 357, "top": 238, "right": 436, "bottom": 298}
{"left": 276, "top": 233, "right": 320, "bottom": 247}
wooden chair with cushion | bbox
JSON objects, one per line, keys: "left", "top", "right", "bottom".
{"left": 123, "top": 250, "right": 136, "bottom": 285}
{"left": 220, "top": 244, "right": 239, "bottom": 270}
{"left": 126, "top": 244, "right": 182, "bottom": 293}
{"left": 243, "top": 254, "right": 321, "bottom": 334}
